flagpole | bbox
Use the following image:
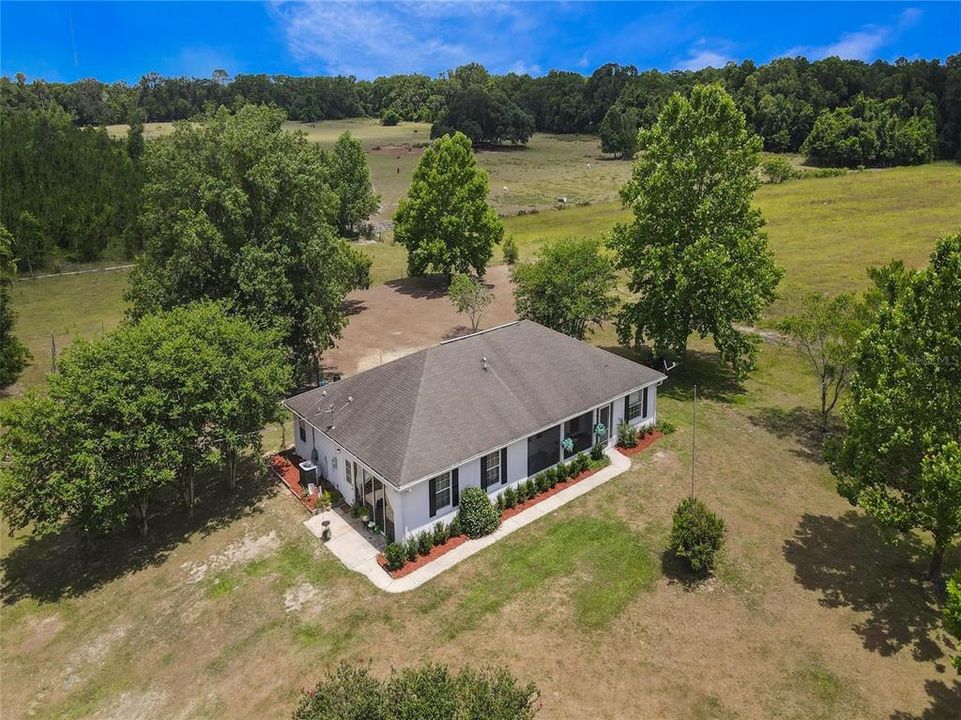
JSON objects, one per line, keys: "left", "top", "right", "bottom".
{"left": 691, "top": 384, "right": 697, "bottom": 499}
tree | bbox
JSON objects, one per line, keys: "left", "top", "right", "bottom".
{"left": 448, "top": 273, "right": 494, "bottom": 333}
{"left": 328, "top": 131, "right": 380, "bottom": 237}
{"left": 294, "top": 662, "right": 538, "bottom": 720}
{"left": 610, "top": 84, "right": 782, "bottom": 378}
{"left": 0, "top": 225, "right": 30, "bottom": 388}
{"left": 598, "top": 104, "right": 640, "bottom": 158}
{"left": 393, "top": 131, "right": 503, "bottom": 278}
{"left": 946, "top": 571, "right": 961, "bottom": 673}
{"left": 760, "top": 155, "right": 800, "bottom": 183}
{"left": 0, "top": 303, "right": 290, "bottom": 537}
{"left": 829, "top": 232, "right": 961, "bottom": 579}
{"left": 432, "top": 65, "right": 534, "bottom": 145}
{"left": 777, "top": 292, "right": 866, "bottom": 432}
{"left": 511, "top": 237, "right": 619, "bottom": 341}
{"left": 125, "top": 105, "right": 370, "bottom": 381}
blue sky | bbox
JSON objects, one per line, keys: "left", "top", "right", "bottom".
{"left": 2, "top": 1, "right": 958, "bottom": 83}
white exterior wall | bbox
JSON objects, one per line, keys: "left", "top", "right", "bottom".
{"left": 291, "top": 381, "right": 660, "bottom": 543}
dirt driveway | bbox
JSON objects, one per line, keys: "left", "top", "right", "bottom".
{"left": 322, "top": 264, "right": 518, "bottom": 376}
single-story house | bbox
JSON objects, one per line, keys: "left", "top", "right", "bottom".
{"left": 284, "top": 320, "right": 665, "bottom": 543}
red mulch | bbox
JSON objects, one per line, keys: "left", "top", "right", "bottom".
{"left": 501, "top": 461, "right": 605, "bottom": 520}
{"left": 616, "top": 430, "right": 663, "bottom": 457}
{"left": 270, "top": 450, "right": 319, "bottom": 512}
{"left": 377, "top": 533, "right": 469, "bottom": 578}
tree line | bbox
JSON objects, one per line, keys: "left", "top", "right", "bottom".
{"left": 3, "top": 54, "right": 959, "bottom": 157}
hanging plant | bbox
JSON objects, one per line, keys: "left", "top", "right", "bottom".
{"left": 594, "top": 423, "right": 606, "bottom": 438}
{"left": 561, "top": 437, "right": 574, "bottom": 453}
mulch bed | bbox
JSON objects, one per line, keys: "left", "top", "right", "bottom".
{"left": 377, "top": 437, "right": 663, "bottom": 579}
{"left": 377, "top": 533, "right": 469, "bottom": 579}
{"left": 616, "top": 430, "right": 663, "bottom": 457}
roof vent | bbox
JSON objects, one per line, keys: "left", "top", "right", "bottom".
{"left": 482, "top": 356, "right": 488, "bottom": 371}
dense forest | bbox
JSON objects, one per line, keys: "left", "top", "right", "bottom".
{"left": 3, "top": 55, "right": 959, "bottom": 157}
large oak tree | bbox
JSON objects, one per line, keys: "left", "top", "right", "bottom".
{"left": 125, "top": 105, "right": 370, "bottom": 380}
{"left": 611, "top": 83, "right": 782, "bottom": 378}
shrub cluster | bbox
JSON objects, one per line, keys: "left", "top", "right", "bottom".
{"left": 669, "top": 497, "right": 726, "bottom": 574}
{"left": 458, "top": 487, "right": 501, "bottom": 539}
{"left": 502, "top": 235, "right": 519, "bottom": 265}
{"left": 387, "top": 518, "right": 462, "bottom": 572}
{"left": 294, "top": 662, "right": 539, "bottom": 720}
{"left": 379, "top": 109, "right": 401, "bottom": 126}
{"left": 616, "top": 421, "right": 637, "bottom": 448}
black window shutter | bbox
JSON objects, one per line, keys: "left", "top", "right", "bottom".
{"left": 500, "top": 447, "right": 507, "bottom": 484}
{"left": 429, "top": 476, "right": 437, "bottom": 517}
{"left": 480, "top": 454, "right": 489, "bottom": 490}
{"left": 452, "top": 468, "right": 460, "bottom": 506}
{"left": 624, "top": 395, "right": 630, "bottom": 421}
{"left": 642, "top": 387, "right": 648, "bottom": 418}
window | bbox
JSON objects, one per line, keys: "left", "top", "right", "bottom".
{"left": 626, "top": 390, "right": 642, "bottom": 421}
{"left": 483, "top": 450, "right": 500, "bottom": 488}
{"left": 434, "top": 471, "right": 452, "bottom": 509}
{"left": 298, "top": 420, "right": 307, "bottom": 442}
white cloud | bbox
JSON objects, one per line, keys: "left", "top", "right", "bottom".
{"left": 781, "top": 7, "right": 922, "bottom": 60}
{"left": 675, "top": 39, "right": 733, "bottom": 70}
{"left": 268, "top": 1, "right": 549, "bottom": 78}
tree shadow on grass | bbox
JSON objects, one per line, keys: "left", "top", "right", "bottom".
{"left": 659, "top": 548, "right": 714, "bottom": 591}
{"left": 384, "top": 275, "right": 449, "bottom": 300}
{"left": 748, "top": 405, "right": 833, "bottom": 462}
{"left": 0, "top": 461, "right": 274, "bottom": 606}
{"left": 783, "top": 511, "right": 951, "bottom": 663}
{"left": 889, "top": 679, "right": 961, "bottom": 719}
{"left": 600, "top": 344, "right": 745, "bottom": 405}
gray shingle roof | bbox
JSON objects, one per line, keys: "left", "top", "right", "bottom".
{"left": 284, "top": 321, "right": 665, "bottom": 488}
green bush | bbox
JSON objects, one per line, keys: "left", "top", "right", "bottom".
{"left": 669, "top": 497, "right": 726, "bottom": 574}
{"left": 574, "top": 452, "right": 589, "bottom": 474}
{"left": 293, "top": 661, "right": 539, "bottom": 720}
{"left": 616, "top": 421, "right": 637, "bottom": 448}
{"left": 548, "top": 466, "right": 560, "bottom": 487}
{"left": 404, "top": 536, "right": 418, "bottom": 562}
{"left": 448, "top": 515, "right": 462, "bottom": 537}
{"left": 495, "top": 493, "right": 506, "bottom": 514}
{"left": 380, "top": 109, "right": 401, "bottom": 126}
{"left": 503, "top": 235, "right": 519, "bottom": 265}
{"left": 417, "top": 531, "right": 433, "bottom": 556}
{"left": 385, "top": 542, "right": 406, "bottom": 571}
{"left": 504, "top": 486, "right": 517, "bottom": 508}
{"left": 761, "top": 155, "right": 800, "bottom": 183}
{"left": 656, "top": 420, "right": 676, "bottom": 435}
{"left": 590, "top": 442, "right": 604, "bottom": 461}
{"left": 433, "top": 522, "right": 449, "bottom": 546}
{"left": 535, "top": 472, "right": 550, "bottom": 493}
{"left": 458, "top": 487, "right": 501, "bottom": 538}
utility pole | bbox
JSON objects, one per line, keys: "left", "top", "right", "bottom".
{"left": 690, "top": 384, "right": 697, "bottom": 499}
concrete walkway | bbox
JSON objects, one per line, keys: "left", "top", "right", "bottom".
{"left": 304, "top": 447, "right": 632, "bottom": 593}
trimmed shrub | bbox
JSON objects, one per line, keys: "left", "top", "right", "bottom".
{"left": 590, "top": 442, "right": 604, "bottom": 461}
{"left": 547, "top": 466, "right": 560, "bottom": 488}
{"left": 503, "top": 235, "right": 519, "bottom": 265}
{"left": 404, "top": 536, "right": 418, "bottom": 562}
{"left": 448, "top": 515, "right": 462, "bottom": 537}
{"left": 433, "top": 522, "right": 449, "bottom": 546}
{"left": 535, "top": 472, "right": 550, "bottom": 493}
{"left": 574, "top": 452, "right": 589, "bottom": 474}
{"left": 504, "top": 486, "right": 517, "bottom": 508}
{"left": 566, "top": 460, "right": 579, "bottom": 479}
{"left": 495, "top": 493, "right": 506, "bottom": 514}
{"left": 458, "top": 487, "right": 501, "bottom": 538}
{"left": 669, "top": 497, "right": 726, "bottom": 574}
{"left": 294, "top": 661, "right": 539, "bottom": 720}
{"left": 417, "top": 531, "right": 433, "bottom": 556}
{"left": 385, "top": 542, "right": 406, "bottom": 571}
{"left": 617, "top": 421, "right": 637, "bottom": 448}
